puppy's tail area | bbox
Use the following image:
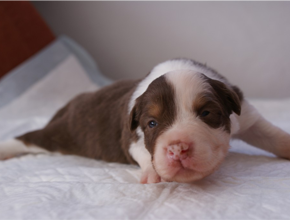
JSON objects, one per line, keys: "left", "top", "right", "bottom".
{"left": 16, "top": 121, "right": 76, "bottom": 154}
{"left": 16, "top": 129, "right": 60, "bottom": 153}
{"left": 0, "top": 125, "right": 73, "bottom": 160}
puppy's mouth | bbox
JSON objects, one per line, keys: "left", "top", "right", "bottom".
{"left": 156, "top": 165, "right": 209, "bottom": 183}
{"left": 153, "top": 151, "right": 224, "bottom": 183}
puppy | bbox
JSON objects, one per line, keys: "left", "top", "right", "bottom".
{"left": 1, "top": 58, "right": 290, "bottom": 184}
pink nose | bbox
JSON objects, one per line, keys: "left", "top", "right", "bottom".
{"left": 167, "top": 141, "right": 191, "bottom": 161}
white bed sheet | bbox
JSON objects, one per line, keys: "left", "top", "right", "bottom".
{"left": 0, "top": 56, "right": 290, "bottom": 219}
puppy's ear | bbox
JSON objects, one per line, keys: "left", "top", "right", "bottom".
{"left": 203, "top": 75, "right": 242, "bottom": 116}
{"left": 129, "top": 97, "right": 142, "bottom": 131}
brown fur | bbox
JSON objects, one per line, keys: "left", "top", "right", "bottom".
{"left": 194, "top": 74, "right": 242, "bottom": 132}
{"left": 129, "top": 76, "right": 176, "bottom": 155}
{"left": 17, "top": 79, "right": 140, "bottom": 164}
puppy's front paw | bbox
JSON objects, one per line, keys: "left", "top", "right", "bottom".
{"left": 140, "top": 167, "right": 161, "bottom": 184}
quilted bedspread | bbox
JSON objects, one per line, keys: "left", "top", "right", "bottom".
{"left": 1, "top": 55, "right": 290, "bottom": 219}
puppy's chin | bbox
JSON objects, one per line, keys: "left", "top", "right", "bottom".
{"left": 153, "top": 151, "right": 228, "bottom": 183}
{"left": 152, "top": 126, "right": 230, "bottom": 183}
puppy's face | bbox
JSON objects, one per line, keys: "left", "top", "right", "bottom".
{"left": 130, "top": 70, "right": 241, "bottom": 182}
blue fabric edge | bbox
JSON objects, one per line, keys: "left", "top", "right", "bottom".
{"left": 59, "top": 35, "right": 113, "bottom": 87}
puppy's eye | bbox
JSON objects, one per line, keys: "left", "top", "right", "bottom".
{"left": 148, "top": 120, "right": 158, "bottom": 128}
{"left": 201, "top": 111, "right": 210, "bottom": 117}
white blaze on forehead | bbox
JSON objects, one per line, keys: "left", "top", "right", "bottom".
{"left": 165, "top": 70, "right": 209, "bottom": 120}
{"left": 128, "top": 59, "right": 225, "bottom": 114}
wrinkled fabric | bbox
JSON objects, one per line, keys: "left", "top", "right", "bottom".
{"left": 0, "top": 56, "right": 290, "bottom": 219}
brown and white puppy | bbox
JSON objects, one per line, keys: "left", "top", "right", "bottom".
{"left": 1, "top": 58, "right": 290, "bottom": 184}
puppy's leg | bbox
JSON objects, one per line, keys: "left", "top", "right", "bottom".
{"left": 233, "top": 100, "right": 290, "bottom": 159}
{"left": 0, "top": 139, "right": 49, "bottom": 160}
{"left": 129, "top": 138, "right": 161, "bottom": 184}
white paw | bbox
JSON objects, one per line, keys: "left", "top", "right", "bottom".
{"left": 140, "top": 166, "right": 161, "bottom": 184}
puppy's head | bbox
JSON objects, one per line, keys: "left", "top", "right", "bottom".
{"left": 129, "top": 70, "right": 241, "bottom": 182}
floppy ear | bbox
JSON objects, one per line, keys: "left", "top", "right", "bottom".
{"left": 205, "top": 76, "right": 241, "bottom": 116}
{"left": 129, "top": 105, "right": 139, "bottom": 131}
{"left": 129, "top": 96, "right": 143, "bottom": 131}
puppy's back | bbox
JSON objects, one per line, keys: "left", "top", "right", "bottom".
{"left": 17, "top": 79, "right": 140, "bottom": 163}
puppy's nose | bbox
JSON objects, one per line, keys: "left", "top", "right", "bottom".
{"left": 167, "top": 141, "right": 191, "bottom": 161}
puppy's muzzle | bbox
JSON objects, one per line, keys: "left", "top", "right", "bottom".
{"left": 167, "top": 141, "right": 193, "bottom": 161}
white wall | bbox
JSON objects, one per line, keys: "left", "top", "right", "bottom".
{"left": 33, "top": 2, "right": 290, "bottom": 98}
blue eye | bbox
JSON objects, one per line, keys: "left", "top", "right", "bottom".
{"left": 201, "top": 111, "right": 210, "bottom": 117}
{"left": 148, "top": 120, "right": 158, "bottom": 128}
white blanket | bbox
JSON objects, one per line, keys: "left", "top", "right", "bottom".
{"left": 1, "top": 56, "right": 290, "bottom": 219}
